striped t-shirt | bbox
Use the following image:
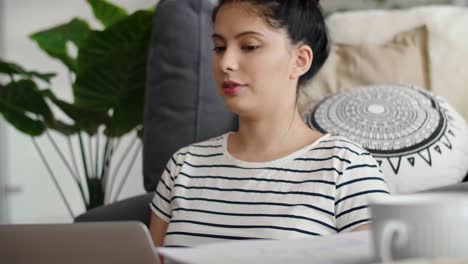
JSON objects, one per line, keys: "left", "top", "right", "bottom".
{"left": 150, "top": 133, "right": 390, "bottom": 247}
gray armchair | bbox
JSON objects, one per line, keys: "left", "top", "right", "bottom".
{"left": 75, "top": 0, "right": 237, "bottom": 226}
{"left": 75, "top": 193, "right": 153, "bottom": 227}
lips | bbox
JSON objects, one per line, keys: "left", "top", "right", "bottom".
{"left": 223, "top": 80, "right": 245, "bottom": 95}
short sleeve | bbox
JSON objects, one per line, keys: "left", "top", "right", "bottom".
{"left": 335, "top": 152, "right": 390, "bottom": 232}
{"left": 150, "top": 153, "right": 179, "bottom": 223}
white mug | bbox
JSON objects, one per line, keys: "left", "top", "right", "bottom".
{"left": 369, "top": 193, "right": 468, "bottom": 263}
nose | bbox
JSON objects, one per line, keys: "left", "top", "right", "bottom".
{"left": 218, "top": 48, "right": 239, "bottom": 72}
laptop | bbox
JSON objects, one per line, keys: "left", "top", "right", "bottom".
{"left": 0, "top": 221, "right": 161, "bottom": 264}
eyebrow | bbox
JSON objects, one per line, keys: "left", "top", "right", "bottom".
{"left": 211, "top": 31, "right": 265, "bottom": 40}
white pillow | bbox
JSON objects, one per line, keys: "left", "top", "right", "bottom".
{"left": 323, "top": 6, "right": 468, "bottom": 122}
{"left": 304, "top": 84, "right": 468, "bottom": 193}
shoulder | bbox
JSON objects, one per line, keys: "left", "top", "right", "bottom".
{"left": 314, "top": 134, "right": 371, "bottom": 157}
{"left": 318, "top": 135, "right": 383, "bottom": 179}
{"left": 170, "top": 133, "right": 227, "bottom": 163}
{"left": 305, "top": 134, "right": 379, "bottom": 172}
{"left": 288, "top": 134, "right": 372, "bottom": 176}
{"left": 184, "top": 133, "right": 226, "bottom": 154}
{"left": 189, "top": 134, "right": 226, "bottom": 149}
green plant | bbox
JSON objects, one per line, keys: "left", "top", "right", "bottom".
{"left": 0, "top": 0, "right": 155, "bottom": 217}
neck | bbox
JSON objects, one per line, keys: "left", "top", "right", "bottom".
{"left": 232, "top": 106, "right": 313, "bottom": 156}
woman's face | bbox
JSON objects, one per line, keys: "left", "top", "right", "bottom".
{"left": 212, "top": 3, "right": 298, "bottom": 118}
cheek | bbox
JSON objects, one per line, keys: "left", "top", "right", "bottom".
{"left": 212, "top": 57, "right": 223, "bottom": 83}
{"left": 270, "top": 51, "right": 292, "bottom": 75}
{"left": 249, "top": 51, "right": 291, "bottom": 85}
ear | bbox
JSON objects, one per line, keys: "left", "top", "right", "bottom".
{"left": 290, "top": 44, "right": 313, "bottom": 80}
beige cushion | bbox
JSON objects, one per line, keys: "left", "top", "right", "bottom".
{"left": 298, "top": 26, "right": 430, "bottom": 114}
{"left": 314, "top": 6, "right": 468, "bottom": 122}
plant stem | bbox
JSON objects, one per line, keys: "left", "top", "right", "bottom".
{"left": 100, "top": 138, "right": 110, "bottom": 181}
{"left": 67, "top": 137, "right": 80, "bottom": 183}
{"left": 78, "top": 132, "right": 90, "bottom": 183}
{"left": 95, "top": 131, "right": 100, "bottom": 180}
{"left": 68, "top": 136, "right": 88, "bottom": 204}
{"left": 107, "top": 136, "right": 137, "bottom": 200}
{"left": 45, "top": 131, "right": 79, "bottom": 182}
{"left": 102, "top": 139, "right": 115, "bottom": 186}
{"left": 45, "top": 131, "right": 87, "bottom": 205}
{"left": 103, "top": 139, "right": 116, "bottom": 203}
{"left": 102, "top": 137, "right": 121, "bottom": 190}
{"left": 31, "top": 137, "right": 74, "bottom": 219}
{"left": 88, "top": 133, "right": 94, "bottom": 178}
{"left": 112, "top": 141, "right": 142, "bottom": 202}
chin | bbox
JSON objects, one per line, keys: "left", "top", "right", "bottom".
{"left": 218, "top": 87, "right": 256, "bottom": 115}
{"left": 222, "top": 97, "right": 242, "bottom": 114}
{"left": 222, "top": 97, "right": 255, "bottom": 117}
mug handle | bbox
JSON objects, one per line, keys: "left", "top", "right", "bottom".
{"left": 379, "top": 220, "right": 409, "bottom": 263}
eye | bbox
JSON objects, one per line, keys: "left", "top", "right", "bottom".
{"left": 212, "top": 46, "right": 226, "bottom": 53}
{"left": 242, "top": 45, "right": 260, "bottom": 52}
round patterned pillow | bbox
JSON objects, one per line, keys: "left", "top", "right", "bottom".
{"left": 304, "top": 84, "right": 468, "bottom": 193}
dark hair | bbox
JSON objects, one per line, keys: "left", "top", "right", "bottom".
{"left": 212, "top": 0, "right": 329, "bottom": 89}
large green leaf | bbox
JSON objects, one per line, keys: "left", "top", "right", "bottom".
{"left": 73, "top": 42, "right": 147, "bottom": 137}
{"left": 77, "top": 10, "right": 153, "bottom": 73}
{"left": 29, "top": 18, "right": 92, "bottom": 72}
{"left": 105, "top": 82, "right": 144, "bottom": 137}
{"left": 71, "top": 10, "right": 152, "bottom": 137}
{"left": 0, "top": 60, "right": 56, "bottom": 83}
{"left": 87, "top": 0, "right": 128, "bottom": 28}
{"left": 0, "top": 79, "right": 54, "bottom": 122}
{"left": 41, "top": 89, "right": 110, "bottom": 135}
{"left": 0, "top": 80, "right": 53, "bottom": 136}
{"left": 44, "top": 119, "right": 77, "bottom": 135}
{"left": 0, "top": 102, "right": 45, "bottom": 136}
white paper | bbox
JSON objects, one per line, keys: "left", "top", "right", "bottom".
{"left": 158, "top": 231, "right": 375, "bottom": 264}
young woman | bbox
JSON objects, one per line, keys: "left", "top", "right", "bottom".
{"left": 149, "top": 0, "right": 390, "bottom": 247}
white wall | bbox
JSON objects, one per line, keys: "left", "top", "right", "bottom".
{"left": 0, "top": 0, "right": 8, "bottom": 224}
{"left": 0, "top": 110, "right": 7, "bottom": 224}
{"left": 3, "top": 0, "right": 157, "bottom": 224}
{"left": 0, "top": 113, "right": 6, "bottom": 224}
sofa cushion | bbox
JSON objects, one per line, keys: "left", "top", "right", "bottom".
{"left": 322, "top": 6, "right": 468, "bottom": 121}
{"left": 304, "top": 84, "right": 468, "bottom": 193}
{"left": 298, "top": 26, "right": 430, "bottom": 114}
{"left": 74, "top": 193, "right": 154, "bottom": 226}
{"left": 143, "top": 0, "right": 237, "bottom": 191}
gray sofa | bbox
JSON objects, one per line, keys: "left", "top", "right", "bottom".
{"left": 75, "top": 193, "right": 154, "bottom": 226}
{"left": 76, "top": 0, "right": 236, "bottom": 226}
{"left": 75, "top": 0, "right": 468, "bottom": 227}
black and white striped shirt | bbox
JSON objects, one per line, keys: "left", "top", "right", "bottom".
{"left": 151, "top": 133, "right": 390, "bottom": 247}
